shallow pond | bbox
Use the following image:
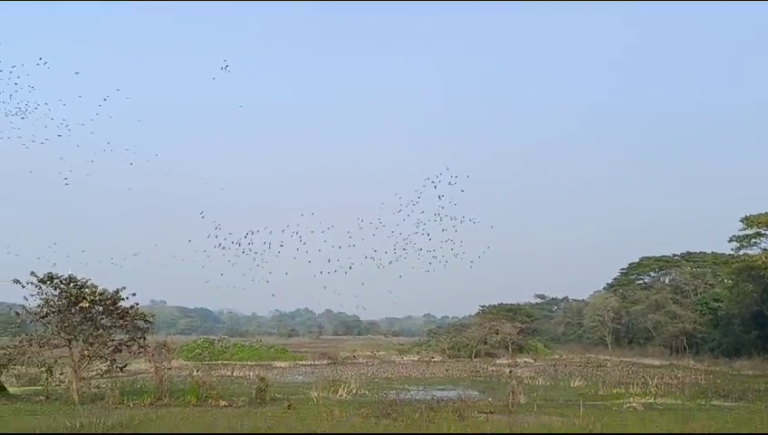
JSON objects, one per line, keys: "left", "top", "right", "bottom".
{"left": 283, "top": 374, "right": 316, "bottom": 383}
{"left": 386, "top": 385, "right": 482, "bottom": 400}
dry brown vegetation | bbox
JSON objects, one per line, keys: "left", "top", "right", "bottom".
{"left": 3, "top": 336, "right": 768, "bottom": 433}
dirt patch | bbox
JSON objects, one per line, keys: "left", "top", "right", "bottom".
{"left": 584, "top": 398, "right": 741, "bottom": 407}
{"left": 590, "top": 354, "right": 681, "bottom": 367}
{"left": 481, "top": 413, "right": 571, "bottom": 426}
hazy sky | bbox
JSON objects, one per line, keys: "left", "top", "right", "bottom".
{"left": 1, "top": 2, "right": 766, "bottom": 318}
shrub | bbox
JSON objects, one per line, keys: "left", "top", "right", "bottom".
{"left": 521, "top": 339, "right": 553, "bottom": 357}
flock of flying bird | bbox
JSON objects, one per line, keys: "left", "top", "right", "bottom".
{"left": 1, "top": 52, "right": 493, "bottom": 313}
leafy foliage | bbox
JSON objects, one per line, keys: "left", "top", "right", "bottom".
{"left": 175, "top": 337, "right": 303, "bottom": 363}
{"left": 417, "top": 212, "right": 768, "bottom": 360}
{"left": 9, "top": 271, "right": 153, "bottom": 404}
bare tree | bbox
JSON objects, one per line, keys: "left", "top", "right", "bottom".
{"left": 495, "top": 320, "right": 525, "bottom": 357}
{"left": 463, "top": 322, "right": 486, "bottom": 360}
{"left": 426, "top": 326, "right": 455, "bottom": 356}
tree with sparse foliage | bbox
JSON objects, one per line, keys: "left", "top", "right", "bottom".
{"left": 475, "top": 303, "right": 536, "bottom": 357}
{"left": 584, "top": 290, "right": 620, "bottom": 351}
{"left": 11, "top": 271, "right": 154, "bottom": 405}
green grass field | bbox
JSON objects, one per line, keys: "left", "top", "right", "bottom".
{"left": 2, "top": 338, "right": 768, "bottom": 433}
{"left": 3, "top": 399, "right": 765, "bottom": 433}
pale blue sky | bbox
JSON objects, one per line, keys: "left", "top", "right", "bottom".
{"left": 1, "top": 2, "right": 766, "bottom": 318}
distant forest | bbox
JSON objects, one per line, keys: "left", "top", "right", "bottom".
{"left": 0, "top": 294, "right": 587, "bottom": 348}
{"left": 144, "top": 299, "right": 467, "bottom": 337}
{"left": 0, "top": 299, "right": 467, "bottom": 338}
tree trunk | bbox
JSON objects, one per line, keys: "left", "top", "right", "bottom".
{"left": 70, "top": 369, "right": 81, "bottom": 405}
{"left": 67, "top": 348, "right": 82, "bottom": 405}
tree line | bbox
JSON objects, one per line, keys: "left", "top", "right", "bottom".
{"left": 420, "top": 212, "right": 768, "bottom": 359}
{"left": 0, "top": 299, "right": 463, "bottom": 339}
{"left": 147, "top": 300, "right": 463, "bottom": 338}
{"left": 3, "top": 212, "right": 768, "bottom": 360}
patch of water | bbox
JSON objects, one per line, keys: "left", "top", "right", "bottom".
{"left": 284, "top": 374, "right": 316, "bottom": 383}
{"left": 386, "top": 386, "right": 482, "bottom": 400}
